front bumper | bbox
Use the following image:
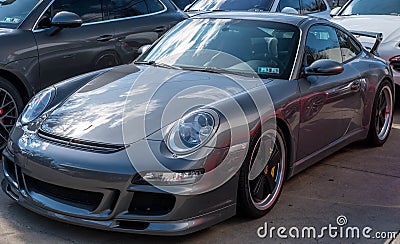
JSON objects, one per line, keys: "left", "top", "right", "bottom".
{"left": 1, "top": 129, "right": 238, "bottom": 236}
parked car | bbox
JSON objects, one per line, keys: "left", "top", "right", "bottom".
{"left": 331, "top": 0, "right": 400, "bottom": 86}
{"left": 2, "top": 12, "right": 394, "bottom": 235}
{"left": 185, "top": 0, "right": 332, "bottom": 19}
{"left": 171, "top": 0, "right": 196, "bottom": 9}
{"left": 0, "top": 0, "right": 186, "bottom": 149}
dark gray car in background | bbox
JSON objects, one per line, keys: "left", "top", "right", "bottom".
{"left": 2, "top": 12, "right": 394, "bottom": 235}
{"left": 0, "top": 0, "right": 186, "bottom": 148}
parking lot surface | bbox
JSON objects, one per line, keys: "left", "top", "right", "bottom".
{"left": 0, "top": 109, "right": 399, "bottom": 244}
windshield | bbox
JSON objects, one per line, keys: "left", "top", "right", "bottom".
{"left": 340, "top": 0, "right": 400, "bottom": 16}
{"left": 138, "top": 19, "right": 300, "bottom": 80}
{"left": 188, "top": 0, "right": 274, "bottom": 12}
{"left": 0, "top": 0, "right": 40, "bottom": 28}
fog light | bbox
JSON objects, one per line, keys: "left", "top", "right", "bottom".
{"left": 135, "top": 169, "right": 204, "bottom": 185}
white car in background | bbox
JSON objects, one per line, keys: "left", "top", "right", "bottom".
{"left": 185, "top": 0, "right": 332, "bottom": 19}
{"left": 331, "top": 0, "right": 400, "bottom": 86}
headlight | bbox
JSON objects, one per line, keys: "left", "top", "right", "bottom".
{"left": 20, "top": 87, "right": 55, "bottom": 125}
{"left": 167, "top": 111, "right": 218, "bottom": 154}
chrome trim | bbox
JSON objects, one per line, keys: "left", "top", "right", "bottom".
{"left": 289, "top": 27, "right": 303, "bottom": 80}
{"left": 32, "top": 0, "right": 167, "bottom": 32}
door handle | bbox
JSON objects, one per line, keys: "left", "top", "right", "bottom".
{"left": 350, "top": 80, "right": 362, "bottom": 91}
{"left": 97, "top": 35, "right": 114, "bottom": 42}
{"left": 153, "top": 26, "right": 167, "bottom": 33}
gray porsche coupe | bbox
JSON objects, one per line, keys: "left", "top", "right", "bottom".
{"left": 1, "top": 12, "right": 394, "bottom": 235}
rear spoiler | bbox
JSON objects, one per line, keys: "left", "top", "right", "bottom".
{"left": 350, "top": 30, "right": 383, "bottom": 55}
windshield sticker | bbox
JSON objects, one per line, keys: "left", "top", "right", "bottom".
{"left": 258, "top": 67, "right": 280, "bottom": 74}
{"left": 1, "top": 17, "right": 21, "bottom": 23}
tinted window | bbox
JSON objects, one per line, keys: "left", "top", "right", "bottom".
{"left": 145, "top": 0, "right": 165, "bottom": 12}
{"left": 336, "top": 29, "right": 361, "bottom": 62}
{"left": 139, "top": 19, "right": 300, "bottom": 79}
{"left": 301, "top": 0, "right": 319, "bottom": 13}
{"left": 278, "top": 0, "right": 301, "bottom": 12}
{"left": 305, "top": 25, "right": 342, "bottom": 66}
{"left": 110, "top": 0, "right": 149, "bottom": 19}
{"left": 0, "top": 0, "right": 40, "bottom": 29}
{"left": 188, "top": 0, "right": 274, "bottom": 11}
{"left": 340, "top": 0, "right": 400, "bottom": 16}
{"left": 53, "top": 0, "right": 103, "bottom": 23}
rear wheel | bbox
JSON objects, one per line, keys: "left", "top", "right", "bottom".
{"left": 367, "top": 80, "right": 394, "bottom": 146}
{"left": 237, "top": 126, "right": 287, "bottom": 218}
{"left": 0, "top": 78, "right": 24, "bottom": 149}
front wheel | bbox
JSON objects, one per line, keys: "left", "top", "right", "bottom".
{"left": 0, "top": 78, "right": 24, "bottom": 150}
{"left": 367, "top": 80, "right": 394, "bottom": 147}
{"left": 237, "top": 126, "right": 287, "bottom": 218}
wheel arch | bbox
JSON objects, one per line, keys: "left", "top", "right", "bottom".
{"left": 0, "top": 68, "right": 33, "bottom": 104}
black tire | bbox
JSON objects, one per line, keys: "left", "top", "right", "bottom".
{"left": 237, "top": 126, "right": 287, "bottom": 218}
{"left": 0, "top": 77, "right": 24, "bottom": 150}
{"left": 367, "top": 80, "right": 394, "bottom": 147}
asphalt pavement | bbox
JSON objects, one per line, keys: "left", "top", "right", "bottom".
{"left": 0, "top": 109, "right": 399, "bottom": 243}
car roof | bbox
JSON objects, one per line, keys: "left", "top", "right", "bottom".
{"left": 191, "top": 11, "right": 323, "bottom": 26}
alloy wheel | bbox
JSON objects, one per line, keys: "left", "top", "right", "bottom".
{"left": 375, "top": 86, "right": 393, "bottom": 141}
{"left": 248, "top": 129, "right": 286, "bottom": 210}
{"left": 0, "top": 88, "right": 19, "bottom": 146}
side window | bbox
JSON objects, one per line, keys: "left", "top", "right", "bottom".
{"left": 110, "top": 0, "right": 149, "bottom": 19}
{"left": 304, "top": 25, "right": 342, "bottom": 66}
{"left": 278, "top": 0, "right": 301, "bottom": 12}
{"left": 300, "top": 0, "right": 319, "bottom": 13}
{"left": 336, "top": 29, "right": 362, "bottom": 62}
{"left": 53, "top": 0, "right": 104, "bottom": 23}
{"left": 145, "top": 0, "right": 165, "bottom": 12}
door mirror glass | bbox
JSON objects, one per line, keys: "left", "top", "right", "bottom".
{"left": 330, "top": 7, "right": 341, "bottom": 16}
{"left": 138, "top": 45, "right": 152, "bottom": 55}
{"left": 51, "top": 11, "right": 83, "bottom": 29}
{"left": 304, "top": 59, "right": 344, "bottom": 76}
{"left": 281, "top": 7, "right": 299, "bottom": 14}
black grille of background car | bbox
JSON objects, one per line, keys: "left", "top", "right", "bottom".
{"left": 25, "top": 175, "right": 103, "bottom": 212}
{"left": 38, "top": 129, "right": 126, "bottom": 153}
{"left": 129, "top": 192, "right": 175, "bottom": 215}
{"left": 390, "top": 59, "right": 400, "bottom": 72}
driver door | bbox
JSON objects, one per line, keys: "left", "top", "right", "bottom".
{"left": 297, "top": 25, "right": 363, "bottom": 159}
{"left": 33, "top": 0, "right": 116, "bottom": 89}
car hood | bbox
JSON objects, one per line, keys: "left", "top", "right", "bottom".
{"left": 40, "top": 64, "right": 266, "bottom": 145}
{"left": 332, "top": 15, "right": 400, "bottom": 44}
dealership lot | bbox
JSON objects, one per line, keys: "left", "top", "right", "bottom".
{"left": 0, "top": 109, "right": 398, "bottom": 243}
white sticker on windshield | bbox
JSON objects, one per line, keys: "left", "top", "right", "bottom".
{"left": 258, "top": 67, "right": 280, "bottom": 74}
{"left": 2, "top": 17, "right": 21, "bottom": 23}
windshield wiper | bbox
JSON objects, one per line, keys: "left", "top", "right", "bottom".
{"left": 134, "top": 61, "right": 181, "bottom": 70}
{"left": 177, "top": 65, "right": 256, "bottom": 77}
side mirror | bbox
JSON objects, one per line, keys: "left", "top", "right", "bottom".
{"left": 51, "top": 11, "right": 82, "bottom": 29}
{"left": 304, "top": 59, "right": 344, "bottom": 76}
{"left": 281, "top": 7, "right": 299, "bottom": 15}
{"left": 330, "top": 7, "right": 341, "bottom": 17}
{"left": 138, "top": 44, "right": 152, "bottom": 55}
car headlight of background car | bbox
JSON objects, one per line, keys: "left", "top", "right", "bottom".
{"left": 167, "top": 110, "right": 219, "bottom": 155}
{"left": 20, "top": 86, "right": 55, "bottom": 125}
